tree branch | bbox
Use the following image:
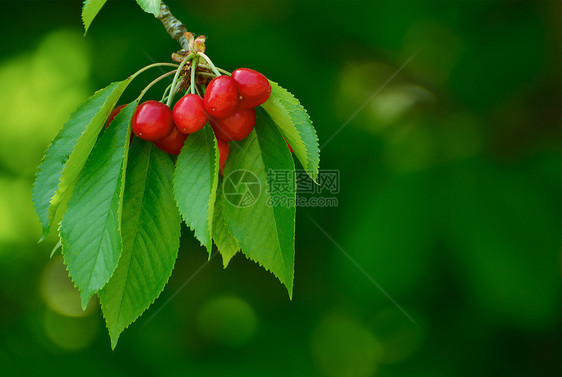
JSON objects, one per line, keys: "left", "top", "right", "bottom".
{"left": 156, "top": 2, "right": 190, "bottom": 51}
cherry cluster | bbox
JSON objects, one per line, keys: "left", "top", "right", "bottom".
{"left": 107, "top": 68, "right": 271, "bottom": 174}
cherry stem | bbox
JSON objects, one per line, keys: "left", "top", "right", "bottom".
{"left": 197, "top": 52, "right": 221, "bottom": 76}
{"left": 166, "top": 54, "right": 194, "bottom": 107}
{"left": 198, "top": 64, "right": 230, "bottom": 76}
{"left": 137, "top": 70, "right": 177, "bottom": 102}
{"left": 190, "top": 57, "right": 198, "bottom": 94}
{"left": 160, "top": 82, "right": 173, "bottom": 102}
{"left": 216, "top": 68, "right": 231, "bottom": 76}
{"left": 131, "top": 62, "right": 179, "bottom": 80}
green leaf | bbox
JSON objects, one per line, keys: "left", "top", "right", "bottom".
{"left": 82, "top": 0, "right": 108, "bottom": 34}
{"left": 50, "top": 238, "right": 62, "bottom": 259}
{"left": 222, "top": 108, "right": 296, "bottom": 297}
{"left": 135, "top": 0, "right": 162, "bottom": 16}
{"left": 100, "top": 139, "right": 181, "bottom": 349}
{"left": 262, "top": 80, "right": 320, "bottom": 181}
{"left": 212, "top": 185, "right": 240, "bottom": 268}
{"left": 32, "top": 79, "right": 132, "bottom": 240}
{"left": 173, "top": 125, "right": 220, "bottom": 254}
{"left": 60, "top": 102, "right": 136, "bottom": 310}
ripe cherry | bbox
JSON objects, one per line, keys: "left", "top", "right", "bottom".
{"left": 172, "top": 94, "right": 208, "bottom": 134}
{"left": 154, "top": 127, "right": 188, "bottom": 155}
{"left": 216, "top": 139, "right": 229, "bottom": 175}
{"left": 211, "top": 107, "right": 256, "bottom": 142}
{"left": 132, "top": 100, "right": 174, "bottom": 141}
{"left": 107, "top": 104, "right": 134, "bottom": 144}
{"left": 203, "top": 76, "right": 239, "bottom": 118}
{"left": 231, "top": 68, "right": 271, "bottom": 108}
{"left": 286, "top": 141, "right": 293, "bottom": 153}
{"left": 107, "top": 104, "right": 126, "bottom": 127}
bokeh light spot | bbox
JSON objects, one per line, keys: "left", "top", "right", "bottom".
{"left": 311, "top": 313, "right": 383, "bottom": 377}
{"left": 40, "top": 256, "right": 97, "bottom": 317}
{"left": 0, "top": 28, "right": 91, "bottom": 177}
{"left": 43, "top": 309, "right": 98, "bottom": 351}
{"left": 335, "top": 62, "right": 434, "bottom": 136}
{"left": 372, "top": 308, "right": 426, "bottom": 364}
{"left": 196, "top": 295, "right": 257, "bottom": 347}
{"left": 0, "top": 177, "right": 41, "bottom": 249}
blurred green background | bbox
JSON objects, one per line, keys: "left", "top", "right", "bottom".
{"left": 0, "top": 0, "right": 560, "bottom": 376}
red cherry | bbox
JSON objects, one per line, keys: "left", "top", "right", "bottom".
{"left": 203, "top": 76, "right": 239, "bottom": 118}
{"left": 107, "top": 104, "right": 127, "bottom": 127}
{"left": 132, "top": 100, "right": 174, "bottom": 141}
{"left": 286, "top": 141, "right": 293, "bottom": 153}
{"left": 210, "top": 107, "right": 256, "bottom": 142}
{"left": 154, "top": 127, "right": 188, "bottom": 155}
{"left": 172, "top": 94, "right": 208, "bottom": 134}
{"left": 107, "top": 104, "right": 134, "bottom": 144}
{"left": 231, "top": 68, "right": 271, "bottom": 108}
{"left": 216, "top": 139, "right": 229, "bottom": 175}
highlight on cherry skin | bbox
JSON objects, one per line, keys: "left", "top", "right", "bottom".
{"left": 173, "top": 94, "right": 208, "bottom": 134}
{"left": 211, "top": 107, "right": 256, "bottom": 142}
{"left": 203, "top": 75, "right": 239, "bottom": 118}
{"left": 231, "top": 68, "right": 272, "bottom": 108}
{"left": 132, "top": 100, "right": 175, "bottom": 141}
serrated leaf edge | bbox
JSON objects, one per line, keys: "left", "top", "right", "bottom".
{"left": 100, "top": 143, "right": 181, "bottom": 349}
{"left": 115, "top": 102, "right": 137, "bottom": 239}
{"left": 222, "top": 127, "right": 295, "bottom": 298}
{"left": 82, "top": 0, "right": 109, "bottom": 35}
{"left": 212, "top": 184, "right": 241, "bottom": 268}
{"left": 135, "top": 0, "right": 162, "bottom": 16}
{"left": 60, "top": 103, "right": 134, "bottom": 309}
{"left": 263, "top": 81, "right": 320, "bottom": 182}
{"left": 173, "top": 126, "right": 219, "bottom": 254}
{"left": 32, "top": 79, "right": 132, "bottom": 240}
{"left": 206, "top": 127, "right": 220, "bottom": 257}
{"left": 101, "top": 216, "right": 181, "bottom": 349}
